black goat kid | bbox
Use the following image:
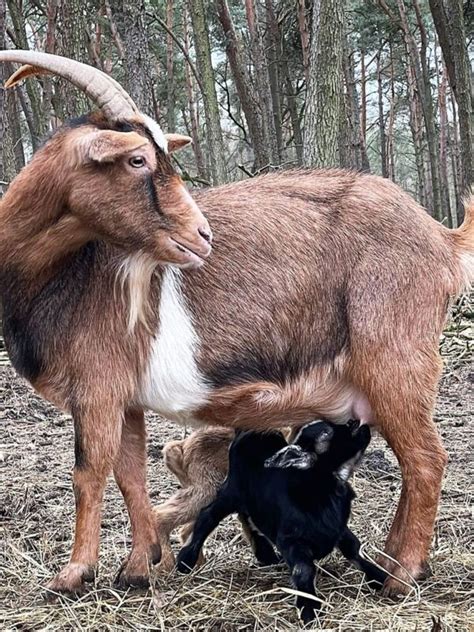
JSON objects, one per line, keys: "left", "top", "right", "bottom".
{"left": 176, "top": 420, "right": 387, "bottom": 624}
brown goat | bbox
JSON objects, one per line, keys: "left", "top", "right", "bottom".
{"left": 154, "top": 427, "right": 235, "bottom": 571}
{"left": 1, "top": 51, "right": 473, "bottom": 597}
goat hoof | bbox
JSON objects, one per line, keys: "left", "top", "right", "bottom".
{"left": 381, "top": 574, "right": 414, "bottom": 598}
{"left": 418, "top": 561, "right": 432, "bottom": 580}
{"left": 299, "top": 606, "right": 317, "bottom": 626}
{"left": 176, "top": 551, "right": 196, "bottom": 574}
{"left": 114, "top": 544, "right": 160, "bottom": 589}
{"left": 114, "top": 558, "right": 151, "bottom": 590}
{"left": 45, "top": 562, "right": 94, "bottom": 598}
{"left": 114, "top": 569, "right": 150, "bottom": 590}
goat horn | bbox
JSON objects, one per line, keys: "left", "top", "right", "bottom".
{"left": 0, "top": 50, "right": 140, "bottom": 121}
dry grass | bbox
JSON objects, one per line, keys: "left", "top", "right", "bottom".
{"left": 0, "top": 296, "right": 473, "bottom": 631}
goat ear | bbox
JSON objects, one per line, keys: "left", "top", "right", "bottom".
{"left": 264, "top": 445, "right": 316, "bottom": 470}
{"left": 336, "top": 451, "right": 364, "bottom": 482}
{"left": 165, "top": 133, "right": 192, "bottom": 153}
{"left": 75, "top": 130, "right": 149, "bottom": 164}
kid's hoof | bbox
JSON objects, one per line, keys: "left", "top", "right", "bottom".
{"left": 176, "top": 551, "right": 195, "bottom": 574}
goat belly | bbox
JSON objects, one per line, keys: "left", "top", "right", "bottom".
{"left": 194, "top": 375, "right": 374, "bottom": 429}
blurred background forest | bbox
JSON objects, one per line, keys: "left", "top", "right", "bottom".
{"left": 0, "top": 0, "right": 472, "bottom": 227}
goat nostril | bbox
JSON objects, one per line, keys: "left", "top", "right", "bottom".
{"left": 198, "top": 227, "right": 212, "bottom": 244}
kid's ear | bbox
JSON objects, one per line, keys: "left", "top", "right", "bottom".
{"left": 165, "top": 133, "right": 192, "bottom": 153}
{"left": 73, "top": 130, "right": 149, "bottom": 164}
{"left": 264, "top": 445, "right": 316, "bottom": 470}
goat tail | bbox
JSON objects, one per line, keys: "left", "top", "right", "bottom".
{"left": 451, "top": 191, "right": 474, "bottom": 286}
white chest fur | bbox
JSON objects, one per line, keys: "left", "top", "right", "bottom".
{"left": 138, "top": 267, "right": 210, "bottom": 419}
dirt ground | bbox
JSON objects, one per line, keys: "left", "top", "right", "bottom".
{"left": 0, "top": 300, "right": 472, "bottom": 631}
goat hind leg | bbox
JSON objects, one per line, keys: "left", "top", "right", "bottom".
{"left": 239, "top": 515, "right": 282, "bottom": 566}
{"left": 113, "top": 409, "right": 160, "bottom": 589}
{"left": 360, "top": 357, "right": 447, "bottom": 596}
{"left": 280, "top": 542, "right": 319, "bottom": 625}
{"left": 337, "top": 527, "right": 387, "bottom": 589}
{"left": 47, "top": 403, "right": 122, "bottom": 596}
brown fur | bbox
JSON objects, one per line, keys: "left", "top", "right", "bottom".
{"left": 154, "top": 426, "right": 297, "bottom": 572}
{"left": 1, "top": 110, "right": 473, "bottom": 597}
{"left": 154, "top": 427, "right": 234, "bottom": 571}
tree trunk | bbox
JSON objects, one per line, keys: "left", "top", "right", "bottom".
{"left": 342, "top": 35, "right": 366, "bottom": 170}
{"left": 264, "top": 0, "right": 283, "bottom": 161}
{"left": 407, "top": 58, "right": 426, "bottom": 207}
{"left": 0, "top": 0, "right": 5, "bottom": 195}
{"left": 297, "top": 0, "right": 310, "bottom": 84}
{"left": 281, "top": 35, "right": 304, "bottom": 165}
{"left": 398, "top": 0, "right": 442, "bottom": 220}
{"left": 6, "top": 0, "right": 46, "bottom": 146}
{"left": 376, "top": 47, "right": 388, "bottom": 179}
{"left": 55, "top": 0, "right": 91, "bottom": 119}
{"left": 42, "top": 0, "right": 58, "bottom": 131}
{"left": 436, "top": 52, "right": 453, "bottom": 225}
{"left": 428, "top": 0, "right": 456, "bottom": 96}
{"left": 303, "top": 0, "right": 344, "bottom": 167}
{"left": 6, "top": 81, "right": 25, "bottom": 173}
{"left": 183, "top": 6, "right": 207, "bottom": 180}
{"left": 105, "top": 0, "right": 125, "bottom": 59}
{"left": 359, "top": 48, "right": 370, "bottom": 172}
{"left": 387, "top": 41, "right": 396, "bottom": 182}
{"left": 113, "top": 0, "right": 155, "bottom": 116}
{"left": 450, "top": 89, "right": 463, "bottom": 224}
{"left": 245, "top": 0, "right": 279, "bottom": 165}
{"left": 189, "top": 0, "right": 227, "bottom": 184}
{"left": 444, "top": 0, "right": 473, "bottom": 200}
{"left": 166, "top": 0, "right": 176, "bottom": 132}
{"left": 215, "top": 0, "right": 269, "bottom": 169}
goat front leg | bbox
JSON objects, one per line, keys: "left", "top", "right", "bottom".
{"left": 176, "top": 487, "right": 236, "bottom": 573}
{"left": 46, "top": 403, "right": 122, "bottom": 595}
{"left": 113, "top": 409, "right": 160, "bottom": 588}
{"left": 279, "top": 541, "right": 319, "bottom": 626}
{"left": 337, "top": 527, "right": 387, "bottom": 589}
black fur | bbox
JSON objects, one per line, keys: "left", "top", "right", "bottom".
{"left": 177, "top": 421, "right": 387, "bottom": 625}
{"left": 205, "top": 290, "right": 349, "bottom": 388}
{"left": 1, "top": 242, "right": 101, "bottom": 381}
{"left": 73, "top": 417, "right": 86, "bottom": 469}
{"left": 144, "top": 175, "right": 163, "bottom": 216}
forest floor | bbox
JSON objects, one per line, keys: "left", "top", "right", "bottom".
{"left": 0, "top": 297, "right": 472, "bottom": 631}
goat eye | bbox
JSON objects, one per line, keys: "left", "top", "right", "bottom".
{"left": 129, "top": 156, "right": 146, "bottom": 168}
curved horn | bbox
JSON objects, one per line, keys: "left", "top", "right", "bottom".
{"left": 0, "top": 50, "right": 140, "bottom": 121}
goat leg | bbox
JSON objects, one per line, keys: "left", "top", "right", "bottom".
{"left": 113, "top": 409, "right": 160, "bottom": 589}
{"left": 238, "top": 514, "right": 282, "bottom": 566}
{"left": 279, "top": 541, "right": 320, "bottom": 626}
{"left": 46, "top": 402, "right": 123, "bottom": 596}
{"left": 176, "top": 487, "right": 236, "bottom": 573}
{"left": 337, "top": 527, "right": 387, "bottom": 589}
{"left": 153, "top": 485, "right": 218, "bottom": 573}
